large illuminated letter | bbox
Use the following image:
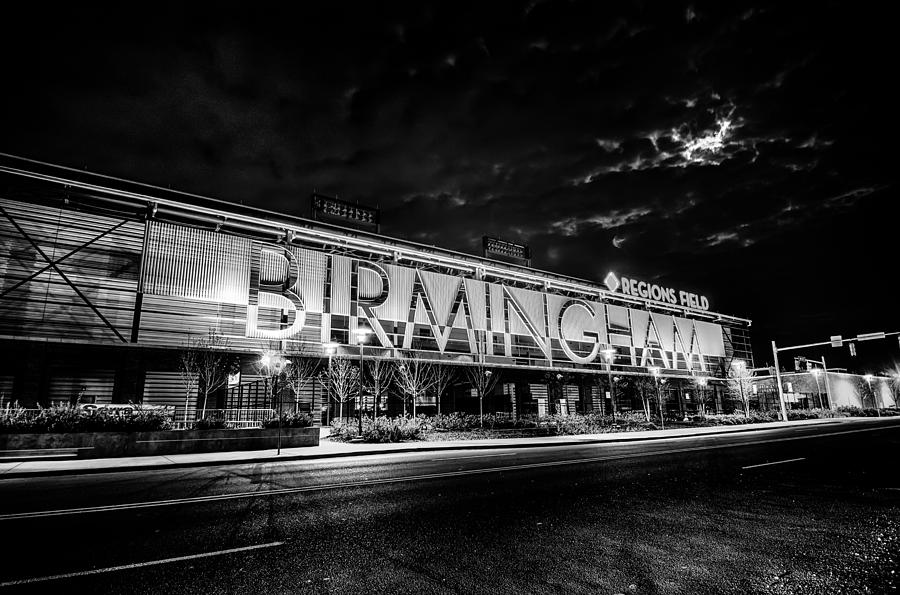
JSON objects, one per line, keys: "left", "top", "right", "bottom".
{"left": 246, "top": 245, "right": 305, "bottom": 339}
{"left": 557, "top": 299, "right": 601, "bottom": 364}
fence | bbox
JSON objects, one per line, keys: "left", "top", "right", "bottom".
{"left": 173, "top": 408, "right": 276, "bottom": 429}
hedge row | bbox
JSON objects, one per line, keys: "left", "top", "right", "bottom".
{"left": 328, "top": 406, "right": 899, "bottom": 442}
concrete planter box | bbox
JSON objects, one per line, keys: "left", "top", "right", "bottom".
{"left": 0, "top": 427, "right": 319, "bottom": 459}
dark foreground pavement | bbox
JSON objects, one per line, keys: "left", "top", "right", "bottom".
{"left": 0, "top": 418, "right": 898, "bottom": 594}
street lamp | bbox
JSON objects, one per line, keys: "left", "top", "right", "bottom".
{"left": 323, "top": 342, "right": 339, "bottom": 426}
{"left": 648, "top": 366, "right": 665, "bottom": 430}
{"left": 810, "top": 367, "right": 822, "bottom": 409}
{"left": 864, "top": 374, "right": 880, "bottom": 416}
{"left": 481, "top": 370, "right": 492, "bottom": 426}
{"left": 601, "top": 347, "right": 616, "bottom": 419}
{"left": 259, "top": 351, "right": 290, "bottom": 455}
{"left": 353, "top": 326, "right": 372, "bottom": 434}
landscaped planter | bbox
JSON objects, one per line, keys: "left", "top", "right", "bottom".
{"left": 0, "top": 427, "right": 319, "bottom": 459}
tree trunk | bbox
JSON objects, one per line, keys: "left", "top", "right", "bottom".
{"left": 183, "top": 389, "right": 192, "bottom": 425}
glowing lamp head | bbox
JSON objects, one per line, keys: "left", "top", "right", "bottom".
{"left": 648, "top": 366, "right": 660, "bottom": 377}
{"left": 353, "top": 327, "right": 372, "bottom": 344}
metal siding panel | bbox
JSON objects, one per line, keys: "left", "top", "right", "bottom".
{"left": 695, "top": 320, "right": 726, "bottom": 356}
{"left": 461, "top": 279, "right": 486, "bottom": 331}
{"left": 295, "top": 248, "right": 326, "bottom": 314}
{"left": 650, "top": 313, "right": 676, "bottom": 352}
{"left": 418, "top": 270, "right": 457, "bottom": 326}
{"left": 0, "top": 198, "right": 142, "bottom": 342}
{"left": 375, "top": 264, "right": 414, "bottom": 323}
{"left": 330, "top": 256, "right": 351, "bottom": 316}
{"left": 358, "top": 264, "right": 383, "bottom": 300}
{"left": 142, "top": 221, "right": 250, "bottom": 305}
{"left": 629, "top": 309, "right": 649, "bottom": 350}
{"left": 490, "top": 283, "right": 505, "bottom": 333}
{"left": 507, "top": 287, "right": 545, "bottom": 337}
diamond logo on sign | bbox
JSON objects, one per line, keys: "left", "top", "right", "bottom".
{"left": 604, "top": 272, "right": 620, "bottom": 293}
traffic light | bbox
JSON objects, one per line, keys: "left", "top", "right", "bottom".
{"left": 800, "top": 356, "right": 807, "bottom": 370}
{"left": 794, "top": 356, "right": 800, "bottom": 371}
{"left": 849, "top": 343, "right": 857, "bottom": 357}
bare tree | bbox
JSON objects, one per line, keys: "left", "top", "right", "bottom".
{"left": 366, "top": 358, "right": 395, "bottom": 420}
{"left": 619, "top": 376, "right": 655, "bottom": 422}
{"left": 692, "top": 376, "right": 710, "bottom": 418}
{"left": 727, "top": 362, "right": 754, "bottom": 417}
{"left": 431, "top": 364, "right": 457, "bottom": 416}
{"left": 284, "top": 343, "right": 320, "bottom": 413}
{"left": 395, "top": 351, "right": 436, "bottom": 416}
{"left": 178, "top": 331, "right": 238, "bottom": 423}
{"left": 178, "top": 339, "right": 201, "bottom": 425}
{"left": 466, "top": 334, "right": 500, "bottom": 426}
{"left": 318, "top": 357, "right": 358, "bottom": 422}
{"left": 196, "top": 331, "right": 238, "bottom": 418}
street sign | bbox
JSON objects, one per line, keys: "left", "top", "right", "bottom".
{"left": 830, "top": 335, "right": 843, "bottom": 347}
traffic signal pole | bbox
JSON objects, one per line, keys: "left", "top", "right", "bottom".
{"left": 772, "top": 330, "right": 900, "bottom": 419}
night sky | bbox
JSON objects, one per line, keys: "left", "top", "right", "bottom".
{"left": 2, "top": 2, "right": 897, "bottom": 373}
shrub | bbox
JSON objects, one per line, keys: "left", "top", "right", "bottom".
{"left": 262, "top": 413, "right": 314, "bottom": 429}
{"left": 361, "top": 416, "right": 424, "bottom": 443}
{"left": 0, "top": 404, "right": 173, "bottom": 433}
{"left": 191, "top": 417, "right": 229, "bottom": 430}
{"left": 328, "top": 418, "right": 360, "bottom": 441}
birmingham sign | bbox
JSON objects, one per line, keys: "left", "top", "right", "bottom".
{"left": 141, "top": 222, "right": 727, "bottom": 372}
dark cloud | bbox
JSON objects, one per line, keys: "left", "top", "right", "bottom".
{"left": 1, "top": 0, "right": 897, "bottom": 370}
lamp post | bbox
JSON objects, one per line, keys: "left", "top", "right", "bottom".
{"left": 810, "top": 367, "right": 822, "bottom": 409}
{"left": 260, "top": 351, "right": 289, "bottom": 455}
{"left": 864, "top": 374, "right": 880, "bottom": 416}
{"left": 649, "top": 366, "right": 665, "bottom": 430}
{"left": 323, "top": 342, "right": 338, "bottom": 426}
{"left": 601, "top": 347, "right": 616, "bottom": 419}
{"left": 482, "top": 370, "right": 492, "bottom": 426}
{"left": 353, "top": 326, "right": 372, "bottom": 434}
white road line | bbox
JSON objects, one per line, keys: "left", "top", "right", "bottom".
{"left": 433, "top": 452, "right": 517, "bottom": 461}
{"left": 0, "top": 424, "right": 894, "bottom": 522}
{"left": 0, "top": 541, "right": 283, "bottom": 587}
{"left": 741, "top": 457, "right": 806, "bottom": 470}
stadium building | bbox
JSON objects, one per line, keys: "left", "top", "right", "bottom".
{"left": 0, "top": 155, "right": 754, "bottom": 424}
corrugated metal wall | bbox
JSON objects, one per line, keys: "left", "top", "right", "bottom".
{"left": 0, "top": 198, "right": 142, "bottom": 342}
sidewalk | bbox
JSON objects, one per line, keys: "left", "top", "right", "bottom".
{"left": 0, "top": 418, "right": 880, "bottom": 480}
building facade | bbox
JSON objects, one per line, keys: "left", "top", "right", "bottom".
{"left": 0, "top": 157, "right": 754, "bottom": 423}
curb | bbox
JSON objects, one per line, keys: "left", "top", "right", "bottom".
{"left": 0, "top": 418, "right": 876, "bottom": 480}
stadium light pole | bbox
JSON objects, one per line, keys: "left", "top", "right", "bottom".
{"left": 353, "top": 326, "right": 372, "bottom": 434}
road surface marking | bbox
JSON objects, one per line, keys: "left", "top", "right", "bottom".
{"left": 0, "top": 424, "right": 894, "bottom": 521}
{"left": 434, "top": 453, "right": 517, "bottom": 461}
{"left": 742, "top": 457, "right": 806, "bottom": 469}
{"left": 0, "top": 541, "right": 283, "bottom": 587}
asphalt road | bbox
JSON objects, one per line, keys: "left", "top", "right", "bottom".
{"left": 0, "top": 418, "right": 898, "bottom": 594}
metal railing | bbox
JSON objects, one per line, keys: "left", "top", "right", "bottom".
{"left": 174, "top": 408, "right": 276, "bottom": 429}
